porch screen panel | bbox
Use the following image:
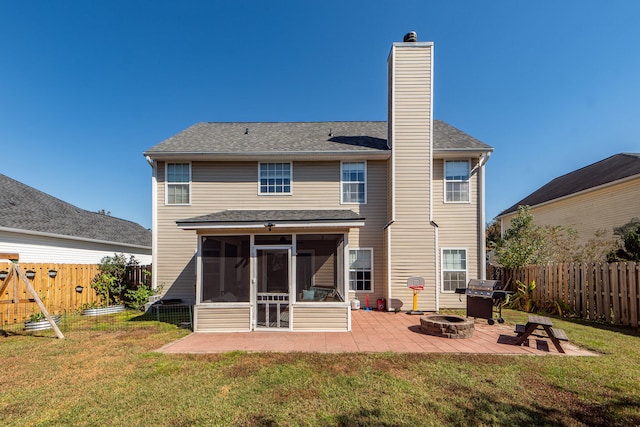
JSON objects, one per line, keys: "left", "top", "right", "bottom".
{"left": 296, "top": 234, "right": 344, "bottom": 302}
{"left": 201, "top": 236, "right": 250, "bottom": 302}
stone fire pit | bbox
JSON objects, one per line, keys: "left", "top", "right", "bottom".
{"left": 420, "top": 314, "right": 474, "bottom": 339}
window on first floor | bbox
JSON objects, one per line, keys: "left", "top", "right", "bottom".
{"left": 349, "top": 248, "right": 372, "bottom": 292}
{"left": 259, "top": 162, "right": 292, "bottom": 194}
{"left": 442, "top": 248, "right": 467, "bottom": 292}
{"left": 445, "top": 160, "right": 470, "bottom": 203}
{"left": 166, "top": 163, "right": 191, "bottom": 205}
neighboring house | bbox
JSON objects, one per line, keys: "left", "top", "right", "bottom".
{"left": 0, "top": 173, "right": 152, "bottom": 264}
{"left": 144, "top": 33, "right": 493, "bottom": 332}
{"left": 496, "top": 153, "right": 640, "bottom": 243}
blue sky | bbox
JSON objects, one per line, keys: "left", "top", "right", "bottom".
{"left": 1, "top": 1, "right": 639, "bottom": 229}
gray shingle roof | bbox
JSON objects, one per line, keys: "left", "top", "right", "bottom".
{"left": 144, "top": 120, "right": 492, "bottom": 156}
{"left": 498, "top": 153, "right": 640, "bottom": 216}
{"left": 177, "top": 210, "right": 364, "bottom": 226}
{"left": 434, "top": 121, "right": 493, "bottom": 151}
{"left": 0, "top": 174, "right": 151, "bottom": 248}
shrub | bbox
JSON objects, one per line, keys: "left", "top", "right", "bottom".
{"left": 506, "top": 280, "right": 538, "bottom": 312}
{"left": 125, "top": 284, "right": 155, "bottom": 311}
{"left": 91, "top": 254, "right": 140, "bottom": 306}
{"left": 609, "top": 218, "right": 640, "bottom": 262}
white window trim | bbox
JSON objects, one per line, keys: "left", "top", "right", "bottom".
{"left": 165, "top": 162, "right": 192, "bottom": 206}
{"left": 340, "top": 161, "right": 367, "bottom": 204}
{"left": 257, "top": 162, "right": 293, "bottom": 196}
{"left": 444, "top": 159, "right": 471, "bottom": 204}
{"left": 441, "top": 248, "right": 468, "bottom": 293}
{"left": 348, "top": 247, "right": 374, "bottom": 293}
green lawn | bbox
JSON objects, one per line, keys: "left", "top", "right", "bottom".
{"left": 1, "top": 310, "right": 639, "bottom": 426}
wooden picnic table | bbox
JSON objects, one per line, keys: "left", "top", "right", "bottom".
{"left": 514, "top": 315, "right": 568, "bottom": 353}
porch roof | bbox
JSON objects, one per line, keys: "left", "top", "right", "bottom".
{"left": 176, "top": 209, "right": 365, "bottom": 230}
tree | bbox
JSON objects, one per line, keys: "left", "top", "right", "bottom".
{"left": 575, "top": 229, "right": 618, "bottom": 262}
{"left": 91, "top": 253, "right": 139, "bottom": 305}
{"left": 610, "top": 218, "right": 640, "bottom": 262}
{"left": 493, "top": 205, "right": 547, "bottom": 268}
{"left": 486, "top": 219, "right": 502, "bottom": 249}
{"left": 97, "top": 209, "right": 111, "bottom": 216}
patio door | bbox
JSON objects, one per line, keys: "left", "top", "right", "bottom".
{"left": 254, "top": 246, "right": 291, "bottom": 329}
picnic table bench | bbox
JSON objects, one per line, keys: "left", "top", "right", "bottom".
{"left": 514, "top": 315, "right": 568, "bottom": 353}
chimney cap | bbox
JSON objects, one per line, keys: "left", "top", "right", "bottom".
{"left": 403, "top": 32, "right": 417, "bottom": 42}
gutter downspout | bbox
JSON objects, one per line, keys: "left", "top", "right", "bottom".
{"left": 430, "top": 220, "right": 439, "bottom": 311}
{"left": 478, "top": 152, "right": 491, "bottom": 279}
{"left": 146, "top": 156, "right": 158, "bottom": 291}
{"left": 429, "top": 45, "right": 436, "bottom": 311}
{"left": 387, "top": 46, "right": 397, "bottom": 311}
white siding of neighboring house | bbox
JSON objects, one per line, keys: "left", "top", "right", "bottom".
{"left": 0, "top": 229, "right": 151, "bottom": 264}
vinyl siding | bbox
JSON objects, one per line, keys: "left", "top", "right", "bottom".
{"left": 388, "top": 43, "right": 436, "bottom": 311}
{"left": 155, "top": 160, "right": 387, "bottom": 305}
{"left": 156, "top": 162, "right": 198, "bottom": 303}
{"left": 349, "top": 160, "right": 388, "bottom": 302}
{"left": 292, "top": 305, "right": 349, "bottom": 331}
{"left": 433, "top": 158, "right": 481, "bottom": 308}
{"left": 195, "top": 306, "right": 251, "bottom": 332}
{"left": 0, "top": 230, "right": 151, "bottom": 264}
{"left": 500, "top": 177, "right": 640, "bottom": 245}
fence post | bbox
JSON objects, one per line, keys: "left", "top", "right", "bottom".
{"left": 628, "top": 262, "right": 637, "bottom": 327}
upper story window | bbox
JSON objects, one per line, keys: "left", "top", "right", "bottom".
{"left": 445, "top": 160, "right": 470, "bottom": 203}
{"left": 341, "top": 161, "right": 367, "bottom": 204}
{"left": 166, "top": 163, "right": 191, "bottom": 205}
{"left": 442, "top": 248, "right": 467, "bottom": 292}
{"left": 259, "top": 163, "right": 292, "bottom": 195}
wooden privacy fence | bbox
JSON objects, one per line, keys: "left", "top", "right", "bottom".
{"left": 126, "top": 264, "right": 152, "bottom": 287}
{"left": 490, "top": 262, "right": 640, "bottom": 327}
{"left": 0, "top": 263, "right": 152, "bottom": 326}
{"left": 0, "top": 263, "right": 99, "bottom": 324}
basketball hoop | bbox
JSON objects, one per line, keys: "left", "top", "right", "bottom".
{"left": 407, "top": 276, "right": 425, "bottom": 315}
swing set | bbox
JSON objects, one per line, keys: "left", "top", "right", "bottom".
{"left": 0, "top": 253, "right": 64, "bottom": 339}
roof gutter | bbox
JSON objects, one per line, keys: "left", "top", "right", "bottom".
{"left": 144, "top": 151, "right": 391, "bottom": 162}
{"left": 177, "top": 220, "right": 366, "bottom": 230}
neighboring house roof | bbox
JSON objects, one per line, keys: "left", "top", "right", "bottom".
{"left": 177, "top": 209, "right": 365, "bottom": 228}
{"left": 498, "top": 153, "right": 640, "bottom": 217}
{"left": 144, "top": 120, "right": 492, "bottom": 157}
{"left": 0, "top": 173, "right": 152, "bottom": 248}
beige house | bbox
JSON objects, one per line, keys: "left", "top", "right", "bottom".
{"left": 144, "top": 33, "right": 493, "bottom": 332}
{"left": 496, "top": 153, "right": 640, "bottom": 243}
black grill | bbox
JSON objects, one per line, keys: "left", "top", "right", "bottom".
{"left": 455, "top": 279, "right": 508, "bottom": 324}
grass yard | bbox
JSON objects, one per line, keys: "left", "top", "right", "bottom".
{"left": 1, "top": 310, "right": 640, "bottom": 426}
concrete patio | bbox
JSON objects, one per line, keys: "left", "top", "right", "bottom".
{"left": 158, "top": 309, "right": 597, "bottom": 356}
